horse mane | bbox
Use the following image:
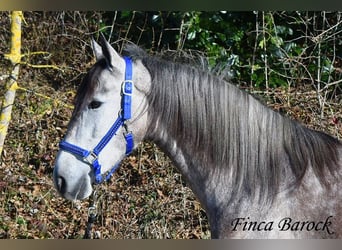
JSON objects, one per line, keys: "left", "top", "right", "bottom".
{"left": 125, "top": 44, "right": 341, "bottom": 203}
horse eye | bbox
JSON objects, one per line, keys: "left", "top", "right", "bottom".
{"left": 88, "top": 100, "right": 102, "bottom": 109}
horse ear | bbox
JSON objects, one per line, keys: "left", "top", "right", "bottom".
{"left": 91, "top": 33, "right": 122, "bottom": 70}
{"left": 91, "top": 38, "right": 103, "bottom": 60}
{"left": 98, "top": 33, "right": 122, "bottom": 69}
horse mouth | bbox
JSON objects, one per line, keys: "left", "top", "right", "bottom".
{"left": 74, "top": 178, "right": 92, "bottom": 200}
{"left": 54, "top": 173, "right": 92, "bottom": 201}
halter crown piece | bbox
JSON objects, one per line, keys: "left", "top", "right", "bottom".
{"left": 59, "top": 57, "right": 134, "bottom": 184}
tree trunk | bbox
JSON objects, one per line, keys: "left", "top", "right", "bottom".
{"left": 0, "top": 11, "right": 23, "bottom": 156}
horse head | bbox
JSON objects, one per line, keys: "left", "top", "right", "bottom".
{"left": 53, "top": 35, "right": 150, "bottom": 200}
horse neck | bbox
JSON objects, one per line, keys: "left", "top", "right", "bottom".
{"left": 143, "top": 87, "right": 253, "bottom": 218}
{"left": 142, "top": 64, "right": 283, "bottom": 215}
{"left": 148, "top": 126, "right": 229, "bottom": 217}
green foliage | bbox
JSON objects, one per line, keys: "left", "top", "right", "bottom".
{"left": 94, "top": 11, "right": 341, "bottom": 91}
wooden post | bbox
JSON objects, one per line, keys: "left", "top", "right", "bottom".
{"left": 0, "top": 11, "right": 23, "bottom": 156}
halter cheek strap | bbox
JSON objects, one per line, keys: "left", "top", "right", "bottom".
{"left": 59, "top": 57, "right": 134, "bottom": 184}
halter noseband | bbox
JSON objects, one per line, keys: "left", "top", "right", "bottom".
{"left": 59, "top": 57, "right": 134, "bottom": 184}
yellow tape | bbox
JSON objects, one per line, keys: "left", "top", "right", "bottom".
{"left": 0, "top": 112, "right": 11, "bottom": 124}
{"left": 21, "top": 62, "right": 63, "bottom": 71}
{"left": 5, "top": 11, "right": 22, "bottom": 64}
{"left": 16, "top": 86, "right": 74, "bottom": 109}
{"left": 9, "top": 82, "right": 19, "bottom": 91}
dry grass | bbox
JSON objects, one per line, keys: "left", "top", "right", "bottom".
{"left": 0, "top": 12, "right": 341, "bottom": 239}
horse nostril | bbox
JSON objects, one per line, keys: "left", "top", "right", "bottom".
{"left": 57, "top": 176, "right": 67, "bottom": 195}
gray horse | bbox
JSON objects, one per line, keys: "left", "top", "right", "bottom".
{"left": 53, "top": 35, "right": 342, "bottom": 238}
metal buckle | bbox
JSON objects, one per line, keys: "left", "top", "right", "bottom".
{"left": 88, "top": 190, "right": 98, "bottom": 217}
{"left": 123, "top": 123, "right": 130, "bottom": 134}
{"left": 84, "top": 151, "right": 98, "bottom": 165}
{"left": 122, "top": 80, "right": 133, "bottom": 96}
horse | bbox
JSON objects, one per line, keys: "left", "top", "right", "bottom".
{"left": 53, "top": 35, "right": 342, "bottom": 238}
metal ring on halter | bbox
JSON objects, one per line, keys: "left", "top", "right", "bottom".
{"left": 87, "top": 190, "right": 98, "bottom": 218}
{"left": 84, "top": 151, "right": 98, "bottom": 165}
{"left": 118, "top": 109, "right": 123, "bottom": 118}
{"left": 122, "top": 80, "right": 134, "bottom": 96}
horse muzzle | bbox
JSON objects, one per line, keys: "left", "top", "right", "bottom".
{"left": 53, "top": 165, "right": 93, "bottom": 200}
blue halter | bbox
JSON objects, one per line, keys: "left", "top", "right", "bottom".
{"left": 59, "top": 57, "right": 134, "bottom": 184}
